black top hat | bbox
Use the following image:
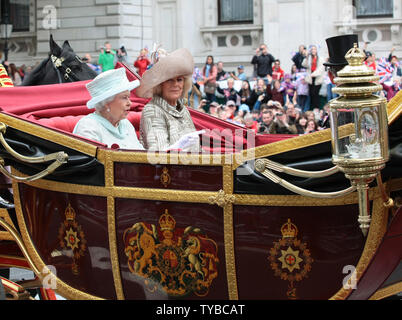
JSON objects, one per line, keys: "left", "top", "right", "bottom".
{"left": 323, "top": 34, "right": 359, "bottom": 67}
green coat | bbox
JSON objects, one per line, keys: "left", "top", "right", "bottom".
{"left": 98, "top": 50, "right": 116, "bottom": 72}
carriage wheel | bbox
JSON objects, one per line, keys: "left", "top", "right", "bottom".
{"left": 1, "top": 276, "right": 34, "bottom": 300}
{"left": 1, "top": 275, "right": 58, "bottom": 300}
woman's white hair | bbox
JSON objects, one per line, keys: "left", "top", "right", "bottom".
{"left": 93, "top": 95, "right": 116, "bottom": 112}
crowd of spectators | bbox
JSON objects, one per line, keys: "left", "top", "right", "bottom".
{"left": 189, "top": 42, "right": 401, "bottom": 135}
{"left": 1, "top": 41, "right": 400, "bottom": 137}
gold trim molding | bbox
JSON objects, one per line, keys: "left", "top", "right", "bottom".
{"left": 222, "top": 164, "right": 238, "bottom": 300}
{"left": 12, "top": 169, "right": 398, "bottom": 208}
{"left": 0, "top": 113, "right": 97, "bottom": 157}
{"left": 370, "top": 282, "right": 402, "bottom": 300}
{"left": 97, "top": 148, "right": 229, "bottom": 167}
{"left": 12, "top": 180, "right": 103, "bottom": 300}
{"left": 208, "top": 190, "right": 235, "bottom": 208}
{"left": 330, "top": 196, "right": 389, "bottom": 300}
{"left": 107, "top": 196, "right": 124, "bottom": 300}
{"left": 387, "top": 90, "right": 401, "bottom": 125}
{"left": 0, "top": 208, "right": 14, "bottom": 241}
{"left": 224, "top": 203, "right": 238, "bottom": 300}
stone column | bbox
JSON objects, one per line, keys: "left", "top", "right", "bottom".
{"left": 262, "top": 0, "right": 280, "bottom": 55}
{"left": 391, "top": 0, "right": 401, "bottom": 47}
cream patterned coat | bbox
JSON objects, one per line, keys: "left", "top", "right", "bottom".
{"left": 301, "top": 55, "right": 325, "bottom": 86}
{"left": 139, "top": 96, "right": 199, "bottom": 152}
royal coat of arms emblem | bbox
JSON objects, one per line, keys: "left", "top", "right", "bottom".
{"left": 268, "top": 219, "right": 313, "bottom": 299}
{"left": 57, "top": 203, "right": 87, "bottom": 275}
{"left": 123, "top": 209, "right": 219, "bottom": 297}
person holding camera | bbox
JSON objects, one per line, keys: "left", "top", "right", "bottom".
{"left": 117, "top": 45, "right": 129, "bottom": 63}
{"left": 317, "top": 104, "right": 331, "bottom": 129}
{"left": 98, "top": 41, "right": 116, "bottom": 72}
{"left": 274, "top": 111, "right": 298, "bottom": 134}
{"left": 364, "top": 51, "right": 376, "bottom": 72}
{"left": 217, "top": 77, "right": 240, "bottom": 105}
{"left": 292, "top": 45, "right": 307, "bottom": 71}
{"left": 285, "top": 102, "right": 299, "bottom": 126}
{"left": 251, "top": 44, "right": 276, "bottom": 80}
{"left": 267, "top": 79, "right": 285, "bottom": 106}
{"left": 304, "top": 119, "right": 318, "bottom": 134}
{"left": 207, "top": 101, "right": 221, "bottom": 117}
{"left": 250, "top": 78, "right": 270, "bottom": 110}
{"left": 388, "top": 47, "right": 402, "bottom": 78}
{"left": 134, "top": 48, "right": 151, "bottom": 77}
{"left": 230, "top": 65, "right": 248, "bottom": 81}
{"left": 258, "top": 110, "right": 276, "bottom": 134}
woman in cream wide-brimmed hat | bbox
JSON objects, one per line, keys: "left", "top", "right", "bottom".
{"left": 73, "top": 67, "right": 144, "bottom": 150}
{"left": 136, "top": 47, "right": 200, "bottom": 152}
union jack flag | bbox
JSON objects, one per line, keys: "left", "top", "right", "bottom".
{"left": 295, "top": 72, "right": 307, "bottom": 82}
{"left": 376, "top": 58, "right": 394, "bottom": 83}
{"left": 192, "top": 67, "right": 203, "bottom": 83}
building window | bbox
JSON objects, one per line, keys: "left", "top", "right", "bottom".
{"left": 217, "top": 36, "right": 227, "bottom": 47}
{"left": 218, "top": 0, "right": 253, "bottom": 25}
{"left": 242, "top": 35, "right": 252, "bottom": 46}
{"left": 1, "top": 0, "right": 30, "bottom": 32}
{"left": 353, "top": 0, "right": 393, "bottom": 18}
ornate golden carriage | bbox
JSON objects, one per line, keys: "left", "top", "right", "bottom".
{"left": 0, "top": 58, "right": 400, "bottom": 301}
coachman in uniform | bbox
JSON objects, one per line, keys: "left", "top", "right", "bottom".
{"left": 0, "top": 64, "right": 13, "bottom": 87}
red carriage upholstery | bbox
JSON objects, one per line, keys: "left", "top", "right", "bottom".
{"left": 31, "top": 115, "right": 85, "bottom": 134}
{"left": 0, "top": 79, "right": 147, "bottom": 141}
{"left": 25, "top": 111, "right": 143, "bottom": 138}
{"left": 0, "top": 66, "right": 294, "bottom": 152}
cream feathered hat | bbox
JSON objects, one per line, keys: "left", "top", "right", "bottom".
{"left": 135, "top": 47, "right": 194, "bottom": 99}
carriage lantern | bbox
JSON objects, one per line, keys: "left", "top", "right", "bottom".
{"left": 329, "top": 43, "right": 390, "bottom": 236}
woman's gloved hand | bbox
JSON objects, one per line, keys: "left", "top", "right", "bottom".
{"left": 166, "top": 130, "right": 205, "bottom": 151}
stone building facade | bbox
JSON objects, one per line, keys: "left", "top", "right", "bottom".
{"left": 1, "top": 0, "right": 401, "bottom": 76}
